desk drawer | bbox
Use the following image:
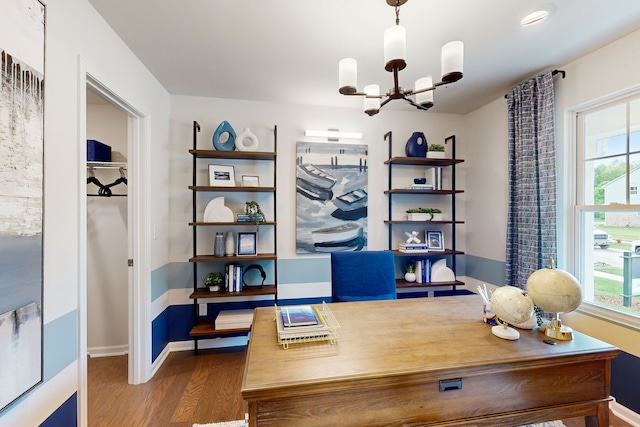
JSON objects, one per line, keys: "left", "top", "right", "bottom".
{"left": 251, "top": 359, "right": 609, "bottom": 426}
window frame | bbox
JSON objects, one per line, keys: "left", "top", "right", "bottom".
{"left": 572, "top": 90, "right": 640, "bottom": 330}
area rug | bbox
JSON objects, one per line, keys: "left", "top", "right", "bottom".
{"left": 193, "top": 415, "right": 564, "bottom": 427}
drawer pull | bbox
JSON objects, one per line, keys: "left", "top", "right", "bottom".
{"left": 439, "top": 378, "right": 463, "bottom": 392}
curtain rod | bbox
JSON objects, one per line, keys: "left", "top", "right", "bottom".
{"left": 503, "top": 69, "right": 565, "bottom": 99}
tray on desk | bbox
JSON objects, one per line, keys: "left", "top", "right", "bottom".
{"left": 275, "top": 302, "right": 340, "bottom": 349}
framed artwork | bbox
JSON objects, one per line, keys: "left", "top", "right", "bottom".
{"left": 237, "top": 232, "right": 257, "bottom": 256}
{"left": 0, "top": 0, "right": 45, "bottom": 412}
{"left": 208, "top": 164, "right": 236, "bottom": 187}
{"left": 242, "top": 175, "right": 260, "bottom": 187}
{"left": 426, "top": 230, "right": 445, "bottom": 251}
{"left": 295, "top": 142, "right": 368, "bottom": 253}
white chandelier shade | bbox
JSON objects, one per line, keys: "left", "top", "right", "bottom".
{"left": 338, "top": 0, "right": 464, "bottom": 116}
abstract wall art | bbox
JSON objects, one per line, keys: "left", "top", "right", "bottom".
{"left": 0, "top": 0, "right": 45, "bottom": 412}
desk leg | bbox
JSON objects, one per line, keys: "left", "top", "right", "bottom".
{"left": 247, "top": 403, "right": 257, "bottom": 427}
{"left": 585, "top": 401, "right": 609, "bottom": 427}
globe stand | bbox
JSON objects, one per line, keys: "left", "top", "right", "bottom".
{"left": 540, "top": 314, "right": 574, "bottom": 341}
{"left": 491, "top": 319, "right": 520, "bottom": 340}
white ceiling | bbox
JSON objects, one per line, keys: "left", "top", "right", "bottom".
{"left": 87, "top": 0, "right": 640, "bottom": 115}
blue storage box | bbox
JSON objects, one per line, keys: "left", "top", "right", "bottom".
{"left": 87, "top": 139, "right": 111, "bottom": 162}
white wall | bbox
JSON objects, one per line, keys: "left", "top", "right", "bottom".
{"left": 462, "top": 98, "right": 508, "bottom": 262}
{"left": 86, "top": 103, "right": 128, "bottom": 354}
{"left": 169, "top": 97, "right": 465, "bottom": 265}
{"left": 0, "top": 0, "right": 170, "bottom": 424}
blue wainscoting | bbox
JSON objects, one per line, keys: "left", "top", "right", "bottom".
{"left": 611, "top": 350, "right": 640, "bottom": 414}
{"left": 39, "top": 392, "right": 77, "bottom": 427}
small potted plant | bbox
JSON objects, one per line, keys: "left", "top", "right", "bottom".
{"left": 244, "top": 201, "right": 265, "bottom": 231}
{"left": 427, "top": 144, "right": 446, "bottom": 158}
{"left": 404, "top": 262, "right": 416, "bottom": 283}
{"left": 204, "top": 272, "right": 224, "bottom": 292}
{"left": 406, "top": 207, "right": 443, "bottom": 221}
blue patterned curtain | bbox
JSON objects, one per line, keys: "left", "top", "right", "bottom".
{"left": 505, "top": 72, "right": 557, "bottom": 288}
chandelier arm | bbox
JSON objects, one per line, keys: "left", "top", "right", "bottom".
{"left": 379, "top": 96, "right": 394, "bottom": 108}
{"left": 402, "top": 95, "right": 431, "bottom": 111}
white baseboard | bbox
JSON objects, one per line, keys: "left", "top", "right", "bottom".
{"left": 88, "top": 345, "right": 128, "bottom": 358}
{"left": 611, "top": 399, "right": 640, "bottom": 425}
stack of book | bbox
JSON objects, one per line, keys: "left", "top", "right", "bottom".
{"left": 409, "top": 183, "right": 434, "bottom": 190}
{"left": 225, "top": 263, "right": 243, "bottom": 292}
{"left": 398, "top": 243, "right": 430, "bottom": 253}
{"left": 236, "top": 213, "right": 265, "bottom": 223}
{"left": 215, "top": 309, "right": 254, "bottom": 330}
{"left": 277, "top": 305, "right": 331, "bottom": 340}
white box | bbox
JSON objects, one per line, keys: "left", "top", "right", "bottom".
{"left": 215, "top": 309, "right": 254, "bottom": 330}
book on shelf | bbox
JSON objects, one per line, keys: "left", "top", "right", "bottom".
{"left": 236, "top": 213, "right": 265, "bottom": 222}
{"left": 399, "top": 243, "right": 430, "bottom": 253}
{"left": 409, "top": 184, "right": 434, "bottom": 190}
{"left": 280, "top": 305, "right": 322, "bottom": 327}
{"left": 225, "top": 263, "right": 243, "bottom": 292}
{"left": 215, "top": 309, "right": 254, "bottom": 330}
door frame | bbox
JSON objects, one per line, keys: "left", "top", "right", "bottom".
{"left": 77, "top": 58, "right": 151, "bottom": 426}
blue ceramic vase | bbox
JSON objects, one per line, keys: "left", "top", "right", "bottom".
{"left": 212, "top": 121, "right": 236, "bottom": 151}
{"left": 405, "top": 132, "right": 428, "bottom": 157}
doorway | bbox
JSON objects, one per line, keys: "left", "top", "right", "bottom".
{"left": 78, "top": 68, "right": 151, "bottom": 426}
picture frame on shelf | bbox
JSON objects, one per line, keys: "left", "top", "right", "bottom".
{"left": 208, "top": 164, "right": 236, "bottom": 187}
{"left": 237, "top": 232, "right": 257, "bottom": 256}
{"left": 242, "top": 175, "right": 260, "bottom": 187}
{"left": 426, "top": 230, "right": 445, "bottom": 251}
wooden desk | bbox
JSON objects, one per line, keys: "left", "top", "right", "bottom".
{"left": 241, "top": 295, "right": 619, "bottom": 427}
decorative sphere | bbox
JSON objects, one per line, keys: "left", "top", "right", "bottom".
{"left": 490, "top": 286, "right": 534, "bottom": 325}
{"left": 526, "top": 268, "right": 583, "bottom": 314}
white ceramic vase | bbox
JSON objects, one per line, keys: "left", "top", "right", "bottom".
{"left": 404, "top": 272, "right": 416, "bottom": 283}
{"left": 225, "top": 231, "right": 235, "bottom": 256}
{"left": 236, "top": 127, "right": 259, "bottom": 152}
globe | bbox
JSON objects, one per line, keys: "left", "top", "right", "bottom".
{"left": 526, "top": 267, "right": 583, "bottom": 314}
{"left": 526, "top": 266, "right": 583, "bottom": 340}
{"left": 490, "top": 285, "right": 535, "bottom": 325}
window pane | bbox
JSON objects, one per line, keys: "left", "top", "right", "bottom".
{"left": 631, "top": 99, "right": 640, "bottom": 153}
{"left": 579, "top": 209, "right": 640, "bottom": 317}
{"left": 586, "top": 155, "right": 627, "bottom": 205}
{"left": 584, "top": 103, "right": 626, "bottom": 159}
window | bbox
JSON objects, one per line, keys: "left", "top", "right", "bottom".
{"left": 575, "top": 93, "right": 640, "bottom": 322}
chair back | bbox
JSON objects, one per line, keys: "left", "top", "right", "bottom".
{"left": 330, "top": 250, "right": 397, "bottom": 302}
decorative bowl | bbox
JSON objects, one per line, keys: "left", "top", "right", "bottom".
{"left": 414, "top": 178, "right": 426, "bottom": 184}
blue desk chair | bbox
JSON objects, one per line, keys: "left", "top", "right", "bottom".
{"left": 331, "top": 250, "right": 397, "bottom": 302}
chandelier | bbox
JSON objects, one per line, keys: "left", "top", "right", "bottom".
{"left": 338, "top": 0, "right": 464, "bottom": 116}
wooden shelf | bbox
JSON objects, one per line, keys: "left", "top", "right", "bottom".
{"left": 189, "top": 221, "right": 276, "bottom": 227}
{"left": 396, "top": 279, "right": 465, "bottom": 289}
{"left": 384, "top": 189, "right": 464, "bottom": 195}
{"left": 189, "top": 320, "right": 251, "bottom": 337}
{"left": 384, "top": 220, "right": 465, "bottom": 225}
{"left": 189, "top": 253, "right": 276, "bottom": 262}
{"left": 189, "top": 185, "right": 276, "bottom": 192}
{"left": 189, "top": 149, "right": 276, "bottom": 161}
{"left": 384, "top": 157, "right": 464, "bottom": 166}
{"left": 393, "top": 249, "right": 464, "bottom": 257}
{"left": 190, "top": 285, "right": 276, "bottom": 299}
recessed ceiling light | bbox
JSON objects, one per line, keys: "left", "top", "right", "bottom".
{"left": 521, "top": 10, "right": 549, "bottom": 26}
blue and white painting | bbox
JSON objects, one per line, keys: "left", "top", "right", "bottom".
{"left": 296, "top": 142, "right": 368, "bottom": 253}
{"left": 0, "top": 0, "right": 45, "bottom": 412}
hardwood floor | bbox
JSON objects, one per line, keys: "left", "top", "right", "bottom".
{"left": 88, "top": 348, "right": 633, "bottom": 427}
{"left": 88, "top": 348, "right": 247, "bottom": 427}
